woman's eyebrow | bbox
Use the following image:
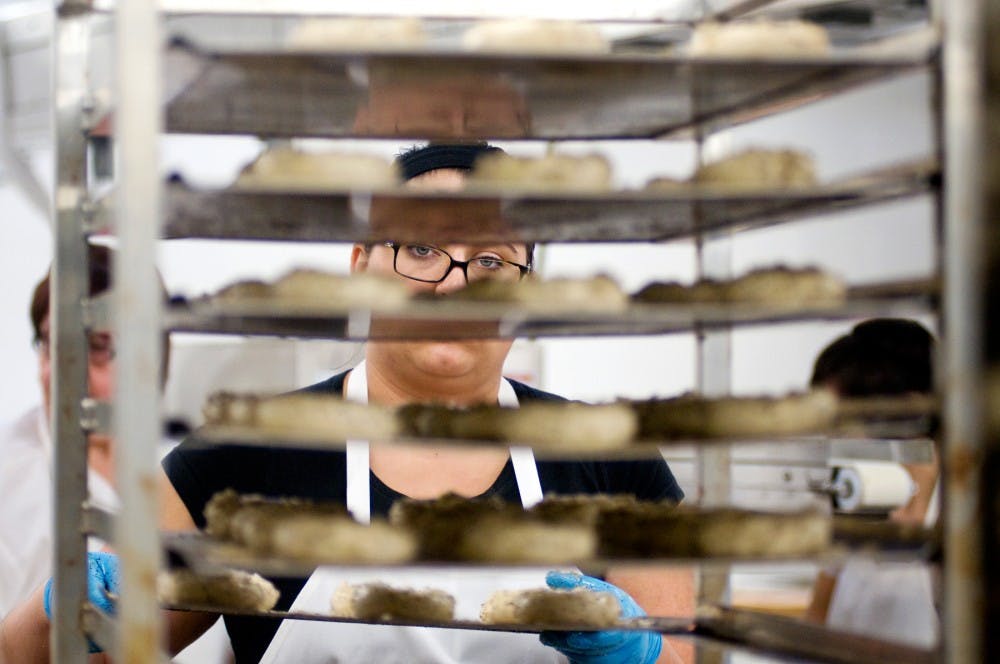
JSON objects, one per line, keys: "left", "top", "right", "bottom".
{"left": 476, "top": 243, "right": 519, "bottom": 253}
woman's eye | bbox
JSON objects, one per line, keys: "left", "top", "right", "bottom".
{"left": 474, "top": 256, "right": 503, "bottom": 269}
{"left": 406, "top": 244, "right": 437, "bottom": 258}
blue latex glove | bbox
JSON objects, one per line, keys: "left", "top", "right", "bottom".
{"left": 540, "top": 571, "right": 662, "bottom": 664}
{"left": 44, "top": 552, "right": 119, "bottom": 653}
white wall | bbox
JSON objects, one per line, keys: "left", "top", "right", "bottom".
{"left": 0, "top": 183, "right": 50, "bottom": 422}
{"left": 0, "top": 144, "right": 52, "bottom": 423}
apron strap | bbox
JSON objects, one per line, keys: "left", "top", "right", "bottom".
{"left": 345, "top": 364, "right": 543, "bottom": 520}
{"left": 499, "top": 379, "right": 543, "bottom": 509}
{"left": 345, "top": 361, "right": 371, "bottom": 524}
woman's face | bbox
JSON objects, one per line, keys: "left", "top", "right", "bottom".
{"left": 353, "top": 167, "right": 529, "bottom": 384}
{"left": 37, "top": 314, "right": 115, "bottom": 422}
{"left": 351, "top": 239, "right": 527, "bottom": 383}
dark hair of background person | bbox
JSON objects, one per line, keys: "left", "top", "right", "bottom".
{"left": 30, "top": 243, "right": 112, "bottom": 341}
{"left": 395, "top": 142, "right": 535, "bottom": 268}
{"left": 810, "top": 318, "right": 934, "bottom": 397}
{"left": 30, "top": 243, "right": 171, "bottom": 385}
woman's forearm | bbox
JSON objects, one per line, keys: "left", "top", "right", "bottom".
{"left": 0, "top": 585, "right": 50, "bottom": 664}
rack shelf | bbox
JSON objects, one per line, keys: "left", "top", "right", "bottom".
{"left": 160, "top": 279, "right": 936, "bottom": 340}
{"left": 158, "top": 160, "right": 937, "bottom": 243}
{"left": 160, "top": 602, "right": 695, "bottom": 635}
{"left": 153, "top": 601, "right": 937, "bottom": 664}
{"left": 183, "top": 391, "right": 937, "bottom": 457}
{"left": 164, "top": 39, "right": 934, "bottom": 140}
{"left": 45, "top": 1, "right": 971, "bottom": 661}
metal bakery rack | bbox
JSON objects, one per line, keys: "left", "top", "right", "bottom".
{"left": 43, "top": 0, "right": 992, "bottom": 662}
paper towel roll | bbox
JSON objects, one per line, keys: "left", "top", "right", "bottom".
{"left": 830, "top": 459, "right": 915, "bottom": 512}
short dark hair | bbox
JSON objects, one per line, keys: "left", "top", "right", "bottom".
{"left": 31, "top": 243, "right": 112, "bottom": 341}
{"left": 810, "top": 318, "right": 935, "bottom": 397}
{"left": 394, "top": 143, "right": 535, "bottom": 269}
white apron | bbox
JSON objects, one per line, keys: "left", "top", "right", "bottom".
{"left": 825, "top": 480, "right": 941, "bottom": 648}
{"left": 260, "top": 362, "right": 567, "bottom": 663}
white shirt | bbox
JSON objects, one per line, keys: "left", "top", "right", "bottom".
{"left": 0, "top": 405, "right": 120, "bottom": 618}
{"left": 0, "top": 406, "right": 55, "bottom": 617}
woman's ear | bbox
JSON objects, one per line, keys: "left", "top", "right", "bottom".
{"left": 350, "top": 244, "right": 370, "bottom": 274}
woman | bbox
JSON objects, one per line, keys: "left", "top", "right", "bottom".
{"left": 2, "top": 144, "right": 692, "bottom": 663}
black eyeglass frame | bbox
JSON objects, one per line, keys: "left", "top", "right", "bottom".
{"left": 383, "top": 241, "right": 532, "bottom": 284}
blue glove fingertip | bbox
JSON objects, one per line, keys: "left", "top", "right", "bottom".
{"left": 88, "top": 552, "right": 120, "bottom": 616}
{"left": 43, "top": 577, "right": 53, "bottom": 620}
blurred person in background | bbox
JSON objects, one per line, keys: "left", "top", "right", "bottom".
{"left": 0, "top": 244, "right": 118, "bottom": 619}
{"left": 805, "top": 318, "right": 939, "bottom": 648}
{"left": 0, "top": 244, "right": 232, "bottom": 663}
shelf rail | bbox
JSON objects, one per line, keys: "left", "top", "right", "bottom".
{"left": 50, "top": 3, "right": 96, "bottom": 662}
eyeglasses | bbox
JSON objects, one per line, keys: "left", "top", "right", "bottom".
{"left": 385, "top": 242, "right": 531, "bottom": 284}
{"left": 34, "top": 331, "right": 115, "bottom": 367}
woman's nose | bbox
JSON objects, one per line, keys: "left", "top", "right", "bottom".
{"left": 434, "top": 263, "right": 469, "bottom": 294}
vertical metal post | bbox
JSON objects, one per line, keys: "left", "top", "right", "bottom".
{"left": 113, "top": 0, "right": 163, "bottom": 661}
{"left": 50, "top": 6, "right": 93, "bottom": 663}
{"left": 695, "top": 234, "right": 733, "bottom": 664}
{"left": 942, "top": 0, "right": 987, "bottom": 662}
{"left": 696, "top": 236, "right": 734, "bottom": 507}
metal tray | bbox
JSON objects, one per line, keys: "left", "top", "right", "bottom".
{"left": 163, "top": 278, "right": 936, "bottom": 341}
{"left": 160, "top": 159, "right": 936, "bottom": 243}
{"left": 157, "top": 600, "right": 933, "bottom": 664}
{"left": 160, "top": 601, "right": 694, "bottom": 635}
{"left": 694, "top": 606, "right": 937, "bottom": 664}
{"left": 164, "top": 39, "right": 933, "bottom": 140}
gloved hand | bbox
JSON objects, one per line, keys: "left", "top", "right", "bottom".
{"left": 540, "top": 571, "right": 662, "bottom": 664}
{"left": 44, "top": 551, "right": 119, "bottom": 653}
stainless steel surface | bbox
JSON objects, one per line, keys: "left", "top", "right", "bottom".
{"left": 79, "top": 396, "right": 111, "bottom": 432}
{"left": 112, "top": 0, "right": 163, "bottom": 660}
{"left": 694, "top": 226, "right": 732, "bottom": 664}
{"left": 942, "top": 0, "right": 986, "bottom": 661}
{"left": 80, "top": 504, "right": 115, "bottom": 542}
{"left": 693, "top": 606, "right": 938, "bottom": 664}
{"left": 163, "top": 41, "right": 932, "bottom": 140}
{"left": 154, "top": 1, "right": 704, "bottom": 21}
{"left": 50, "top": 7, "right": 94, "bottom": 662}
{"left": 79, "top": 605, "right": 118, "bottom": 658}
{"left": 695, "top": 236, "right": 735, "bottom": 508}
{"left": 160, "top": 280, "right": 935, "bottom": 341}
{"left": 161, "top": 160, "right": 937, "bottom": 243}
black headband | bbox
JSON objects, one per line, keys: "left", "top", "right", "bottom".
{"left": 397, "top": 144, "right": 503, "bottom": 181}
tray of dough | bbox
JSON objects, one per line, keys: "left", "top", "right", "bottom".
{"left": 163, "top": 277, "right": 936, "bottom": 342}
{"left": 160, "top": 159, "right": 937, "bottom": 243}
{"left": 160, "top": 601, "right": 694, "bottom": 635}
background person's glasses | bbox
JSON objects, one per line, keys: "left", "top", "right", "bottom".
{"left": 385, "top": 242, "right": 531, "bottom": 284}
{"left": 33, "top": 332, "right": 115, "bottom": 366}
